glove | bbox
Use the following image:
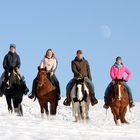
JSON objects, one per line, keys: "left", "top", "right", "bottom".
{"left": 112, "top": 80, "right": 115, "bottom": 85}
{"left": 50, "top": 71, "right": 54, "bottom": 77}
{"left": 124, "top": 80, "right": 127, "bottom": 82}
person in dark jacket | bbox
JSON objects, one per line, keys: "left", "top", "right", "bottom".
{"left": 63, "top": 50, "right": 98, "bottom": 106}
{"left": 0, "top": 44, "right": 29, "bottom": 95}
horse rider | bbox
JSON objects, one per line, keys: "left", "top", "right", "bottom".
{"left": 63, "top": 50, "right": 98, "bottom": 106}
{"left": 103, "top": 56, "right": 135, "bottom": 109}
{"left": 28, "top": 49, "right": 61, "bottom": 100}
{"left": 0, "top": 44, "right": 29, "bottom": 95}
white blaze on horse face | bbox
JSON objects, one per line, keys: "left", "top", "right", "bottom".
{"left": 118, "top": 85, "right": 122, "bottom": 100}
{"left": 77, "top": 84, "right": 83, "bottom": 101}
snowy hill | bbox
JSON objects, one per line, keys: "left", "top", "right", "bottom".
{"left": 0, "top": 97, "right": 140, "bottom": 140}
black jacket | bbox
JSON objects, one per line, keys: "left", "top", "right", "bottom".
{"left": 3, "top": 52, "right": 21, "bottom": 71}
{"left": 71, "top": 57, "right": 92, "bottom": 80}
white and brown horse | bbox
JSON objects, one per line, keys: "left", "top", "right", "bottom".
{"left": 71, "top": 78, "right": 90, "bottom": 122}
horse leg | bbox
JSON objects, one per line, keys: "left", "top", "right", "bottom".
{"left": 112, "top": 108, "right": 119, "bottom": 125}
{"left": 5, "top": 94, "right": 13, "bottom": 113}
{"left": 81, "top": 101, "right": 87, "bottom": 120}
{"left": 120, "top": 107, "right": 129, "bottom": 124}
{"left": 50, "top": 101, "right": 57, "bottom": 115}
{"left": 38, "top": 100, "right": 45, "bottom": 117}
{"left": 45, "top": 102, "right": 49, "bottom": 116}
{"left": 13, "top": 98, "right": 22, "bottom": 116}
{"left": 73, "top": 102, "right": 80, "bottom": 122}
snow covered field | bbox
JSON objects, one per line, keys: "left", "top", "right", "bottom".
{"left": 0, "top": 96, "right": 140, "bottom": 140}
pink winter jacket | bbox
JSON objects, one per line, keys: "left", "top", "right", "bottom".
{"left": 110, "top": 65, "right": 132, "bottom": 81}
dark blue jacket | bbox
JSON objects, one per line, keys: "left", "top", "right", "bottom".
{"left": 3, "top": 51, "right": 21, "bottom": 71}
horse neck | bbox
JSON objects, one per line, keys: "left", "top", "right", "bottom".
{"left": 76, "top": 84, "right": 83, "bottom": 101}
{"left": 38, "top": 75, "right": 55, "bottom": 92}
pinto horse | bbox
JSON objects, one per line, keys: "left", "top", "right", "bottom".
{"left": 36, "top": 67, "right": 58, "bottom": 116}
{"left": 71, "top": 78, "right": 90, "bottom": 122}
{"left": 4, "top": 70, "right": 24, "bottom": 116}
{"left": 109, "top": 78, "right": 129, "bottom": 125}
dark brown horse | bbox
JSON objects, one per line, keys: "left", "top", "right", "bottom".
{"left": 36, "top": 67, "right": 58, "bottom": 116}
{"left": 109, "top": 78, "right": 129, "bottom": 125}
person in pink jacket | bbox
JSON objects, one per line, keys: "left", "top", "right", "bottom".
{"left": 104, "top": 56, "right": 135, "bottom": 109}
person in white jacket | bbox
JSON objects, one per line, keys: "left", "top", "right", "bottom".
{"left": 29, "top": 49, "right": 61, "bottom": 100}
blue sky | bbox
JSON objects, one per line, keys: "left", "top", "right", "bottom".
{"left": 0, "top": 0, "right": 140, "bottom": 100}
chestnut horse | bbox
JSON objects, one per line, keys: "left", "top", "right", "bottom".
{"left": 109, "top": 79, "right": 129, "bottom": 125}
{"left": 36, "top": 67, "right": 58, "bottom": 116}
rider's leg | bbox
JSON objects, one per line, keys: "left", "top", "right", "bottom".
{"left": 16, "top": 68, "right": 29, "bottom": 94}
{"left": 84, "top": 77, "right": 98, "bottom": 106}
{"left": 0, "top": 72, "right": 5, "bottom": 88}
{"left": 28, "top": 77, "right": 38, "bottom": 99}
{"left": 50, "top": 75, "right": 61, "bottom": 100}
{"left": 15, "top": 68, "right": 24, "bottom": 80}
{"left": 104, "top": 82, "right": 113, "bottom": 109}
{"left": 123, "top": 82, "right": 135, "bottom": 108}
{"left": 0, "top": 72, "right": 5, "bottom": 96}
{"left": 63, "top": 78, "right": 75, "bottom": 106}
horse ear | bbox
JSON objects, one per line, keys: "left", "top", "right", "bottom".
{"left": 45, "top": 67, "right": 47, "bottom": 71}
{"left": 38, "top": 66, "right": 40, "bottom": 71}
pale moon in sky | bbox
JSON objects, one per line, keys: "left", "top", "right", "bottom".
{"left": 100, "top": 25, "right": 112, "bottom": 39}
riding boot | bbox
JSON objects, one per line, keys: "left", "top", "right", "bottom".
{"left": 63, "top": 79, "right": 75, "bottom": 106}
{"left": 56, "top": 86, "right": 61, "bottom": 100}
{"left": 89, "top": 92, "right": 98, "bottom": 106}
{"left": 124, "top": 82, "right": 135, "bottom": 108}
{"left": 103, "top": 97, "right": 109, "bottom": 109}
{"left": 0, "top": 82, "right": 5, "bottom": 97}
{"left": 129, "top": 101, "right": 135, "bottom": 108}
{"left": 49, "top": 74, "right": 61, "bottom": 101}
{"left": 63, "top": 92, "right": 71, "bottom": 106}
{"left": 21, "top": 80, "right": 29, "bottom": 95}
{"left": 28, "top": 78, "right": 37, "bottom": 99}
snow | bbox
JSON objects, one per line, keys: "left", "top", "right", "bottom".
{"left": 0, "top": 97, "right": 140, "bottom": 140}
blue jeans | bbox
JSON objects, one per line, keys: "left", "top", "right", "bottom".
{"left": 66, "top": 77, "right": 95, "bottom": 96}
{"left": 104, "top": 81, "right": 133, "bottom": 103}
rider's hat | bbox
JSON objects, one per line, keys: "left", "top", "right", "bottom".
{"left": 77, "top": 50, "right": 83, "bottom": 54}
{"left": 10, "top": 44, "right": 16, "bottom": 49}
{"left": 116, "top": 56, "right": 122, "bottom": 61}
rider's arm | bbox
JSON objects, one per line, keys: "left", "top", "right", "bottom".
{"left": 71, "top": 61, "right": 81, "bottom": 78}
{"left": 86, "top": 61, "right": 92, "bottom": 81}
{"left": 3, "top": 55, "right": 8, "bottom": 71}
{"left": 110, "top": 66, "right": 116, "bottom": 80}
{"left": 40, "top": 59, "right": 45, "bottom": 69}
{"left": 16, "top": 54, "right": 21, "bottom": 69}
{"left": 125, "top": 66, "right": 132, "bottom": 81}
{"left": 51, "top": 58, "right": 57, "bottom": 72}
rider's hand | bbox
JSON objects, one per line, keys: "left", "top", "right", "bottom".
{"left": 50, "top": 72, "right": 54, "bottom": 77}
{"left": 112, "top": 80, "right": 115, "bottom": 85}
{"left": 124, "top": 79, "right": 127, "bottom": 82}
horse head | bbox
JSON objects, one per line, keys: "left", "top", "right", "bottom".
{"left": 37, "top": 67, "right": 47, "bottom": 88}
{"left": 113, "top": 78, "right": 126, "bottom": 100}
{"left": 6, "top": 70, "right": 21, "bottom": 89}
{"left": 75, "top": 78, "right": 86, "bottom": 101}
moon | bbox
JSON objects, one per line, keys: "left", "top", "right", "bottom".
{"left": 101, "top": 25, "right": 112, "bottom": 39}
